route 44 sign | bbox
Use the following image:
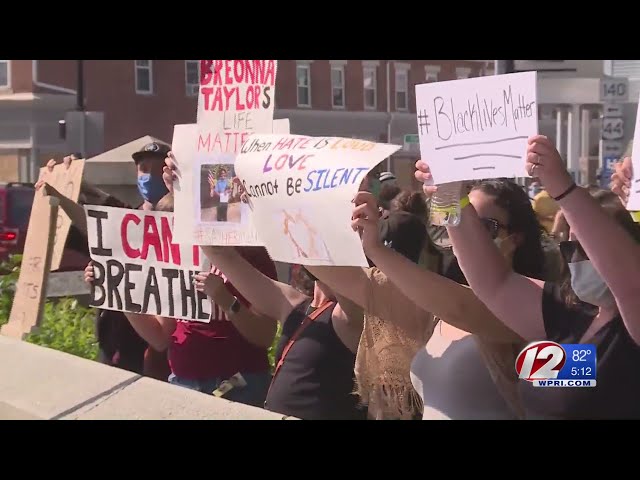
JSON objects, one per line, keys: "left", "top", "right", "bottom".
{"left": 602, "top": 117, "right": 624, "bottom": 140}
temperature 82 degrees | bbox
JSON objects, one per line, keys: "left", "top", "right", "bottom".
{"left": 515, "top": 341, "right": 596, "bottom": 382}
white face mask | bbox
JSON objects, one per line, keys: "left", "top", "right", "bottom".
{"left": 568, "top": 260, "right": 616, "bottom": 308}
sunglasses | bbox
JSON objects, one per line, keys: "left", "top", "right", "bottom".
{"left": 479, "top": 217, "right": 508, "bottom": 240}
{"left": 559, "top": 241, "right": 589, "bottom": 264}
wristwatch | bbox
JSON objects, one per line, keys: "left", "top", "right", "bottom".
{"left": 226, "top": 296, "right": 241, "bottom": 316}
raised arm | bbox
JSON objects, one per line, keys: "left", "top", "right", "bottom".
{"left": 304, "top": 265, "right": 369, "bottom": 310}
{"left": 201, "top": 246, "right": 308, "bottom": 323}
{"left": 194, "top": 270, "right": 277, "bottom": 349}
{"left": 530, "top": 138, "right": 640, "bottom": 343}
{"left": 350, "top": 192, "right": 521, "bottom": 343}
{"left": 415, "top": 162, "right": 546, "bottom": 342}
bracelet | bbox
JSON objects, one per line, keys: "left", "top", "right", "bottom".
{"left": 459, "top": 195, "right": 471, "bottom": 209}
{"left": 551, "top": 182, "right": 577, "bottom": 202}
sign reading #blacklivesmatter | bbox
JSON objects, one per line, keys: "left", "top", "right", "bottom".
{"left": 235, "top": 134, "right": 400, "bottom": 267}
{"left": 173, "top": 60, "right": 279, "bottom": 247}
{"left": 85, "top": 206, "right": 211, "bottom": 322}
{"left": 415, "top": 71, "right": 538, "bottom": 184}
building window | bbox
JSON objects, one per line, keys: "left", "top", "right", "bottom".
{"left": 395, "top": 68, "right": 409, "bottom": 111}
{"left": 135, "top": 60, "right": 153, "bottom": 94}
{"left": 456, "top": 67, "right": 472, "bottom": 79}
{"left": 425, "top": 65, "right": 441, "bottom": 83}
{"left": 363, "top": 66, "right": 377, "bottom": 109}
{"left": 331, "top": 66, "right": 345, "bottom": 108}
{"left": 185, "top": 60, "right": 200, "bottom": 96}
{"left": 296, "top": 63, "right": 311, "bottom": 107}
{"left": 0, "top": 60, "right": 8, "bottom": 88}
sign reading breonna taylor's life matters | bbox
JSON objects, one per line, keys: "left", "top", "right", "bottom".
{"left": 173, "top": 60, "right": 279, "bottom": 246}
{"left": 235, "top": 134, "right": 401, "bottom": 267}
{"left": 415, "top": 71, "right": 538, "bottom": 184}
{"left": 85, "top": 206, "right": 211, "bottom": 322}
{"left": 171, "top": 118, "right": 289, "bottom": 248}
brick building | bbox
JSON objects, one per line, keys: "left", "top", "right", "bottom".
{"left": 0, "top": 59, "right": 491, "bottom": 187}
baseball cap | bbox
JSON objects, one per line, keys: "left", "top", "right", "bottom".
{"left": 378, "top": 171, "right": 396, "bottom": 183}
{"left": 132, "top": 141, "right": 171, "bottom": 163}
{"left": 378, "top": 210, "right": 427, "bottom": 264}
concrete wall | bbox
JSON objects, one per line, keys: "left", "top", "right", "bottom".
{"left": 0, "top": 336, "right": 296, "bottom": 420}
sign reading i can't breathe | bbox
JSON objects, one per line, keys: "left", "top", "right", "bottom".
{"left": 85, "top": 206, "right": 211, "bottom": 322}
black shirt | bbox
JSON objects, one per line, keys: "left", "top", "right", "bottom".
{"left": 265, "top": 302, "right": 366, "bottom": 420}
{"left": 519, "top": 282, "right": 640, "bottom": 419}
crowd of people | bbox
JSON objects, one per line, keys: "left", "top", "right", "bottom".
{"left": 41, "top": 133, "right": 640, "bottom": 420}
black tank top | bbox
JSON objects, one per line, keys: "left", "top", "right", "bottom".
{"left": 265, "top": 302, "right": 366, "bottom": 420}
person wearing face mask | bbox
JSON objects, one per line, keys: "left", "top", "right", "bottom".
{"left": 416, "top": 136, "right": 640, "bottom": 419}
{"left": 133, "top": 142, "right": 171, "bottom": 209}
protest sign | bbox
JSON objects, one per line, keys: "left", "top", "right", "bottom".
{"left": 416, "top": 72, "right": 538, "bottom": 184}
{"left": 2, "top": 196, "right": 59, "bottom": 339}
{"left": 235, "top": 134, "right": 401, "bottom": 266}
{"left": 37, "top": 160, "right": 85, "bottom": 270}
{"left": 172, "top": 117, "right": 289, "bottom": 247}
{"left": 85, "top": 206, "right": 211, "bottom": 322}
{"left": 626, "top": 100, "right": 640, "bottom": 210}
{"left": 173, "top": 60, "right": 278, "bottom": 246}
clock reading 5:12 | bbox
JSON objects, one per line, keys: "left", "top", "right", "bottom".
{"left": 571, "top": 367, "right": 592, "bottom": 376}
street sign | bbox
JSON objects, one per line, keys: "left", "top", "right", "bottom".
{"left": 602, "top": 117, "right": 624, "bottom": 140}
{"left": 601, "top": 140, "right": 624, "bottom": 158}
{"left": 403, "top": 134, "right": 420, "bottom": 153}
{"left": 600, "top": 78, "right": 629, "bottom": 103}
{"left": 604, "top": 103, "right": 624, "bottom": 118}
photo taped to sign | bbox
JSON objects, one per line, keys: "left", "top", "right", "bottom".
{"left": 235, "top": 134, "right": 401, "bottom": 266}
{"left": 85, "top": 205, "right": 211, "bottom": 322}
{"left": 415, "top": 71, "right": 538, "bottom": 184}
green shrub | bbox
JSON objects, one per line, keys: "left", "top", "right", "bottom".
{"left": 0, "top": 254, "right": 98, "bottom": 360}
{"left": 268, "top": 322, "right": 282, "bottom": 372}
{"left": 0, "top": 254, "right": 22, "bottom": 328}
{"left": 25, "top": 298, "right": 99, "bottom": 361}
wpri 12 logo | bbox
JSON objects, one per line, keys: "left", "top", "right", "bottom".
{"left": 515, "top": 341, "right": 597, "bottom": 387}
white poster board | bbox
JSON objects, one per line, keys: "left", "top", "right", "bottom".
{"left": 235, "top": 134, "right": 401, "bottom": 266}
{"left": 85, "top": 206, "right": 211, "bottom": 322}
{"left": 416, "top": 71, "right": 538, "bottom": 184}
{"left": 173, "top": 60, "right": 278, "bottom": 245}
{"left": 171, "top": 118, "right": 290, "bottom": 247}
{"left": 627, "top": 99, "right": 640, "bottom": 210}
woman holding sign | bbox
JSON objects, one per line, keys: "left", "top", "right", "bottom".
{"left": 316, "top": 180, "right": 544, "bottom": 419}
{"left": 416, "top": 135, "right": 640, "bottom": 419}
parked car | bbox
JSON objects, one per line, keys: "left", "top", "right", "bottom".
{"left": 0, "top": 183, "right": 35, "bottom": 263}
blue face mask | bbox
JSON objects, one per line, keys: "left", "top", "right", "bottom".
{"left": 137, "top": 174, "right": 169, "bottom": 204}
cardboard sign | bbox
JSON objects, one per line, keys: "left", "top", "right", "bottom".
{"left": 627, "top": 99, "right": 640, "bottom": 210}
{"left": 235, "top": 134, "right": 401, "bottom": 266}
{"left": 172, "top": 117, "right": 289, "bottom": 247}
{"left": 2, "top": 196, "right": 59, "bottom": 339}
{"left": 415, "top": 72, "right": 538, "bottom": 184}
{"left": 36, "top": 160, "right": 85, "bottom": 270}
{"left": 85, "top": 206, "right": 211, "bottom": 322}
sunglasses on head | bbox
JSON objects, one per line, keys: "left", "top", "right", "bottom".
{"left": 559, "top": 240, "right": 589, "bottom": 264}
{"left": 479, "top": 217, "right": 508, "bottom": 240}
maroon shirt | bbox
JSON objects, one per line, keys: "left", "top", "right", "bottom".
{"left": 168, "top": 247, "right": 277, "bottom": 381}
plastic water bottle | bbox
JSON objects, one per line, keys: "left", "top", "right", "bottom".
{"left": 428, "top": 180, "right": 464, "bottom": 227}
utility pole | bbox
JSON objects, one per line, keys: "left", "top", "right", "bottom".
{"left": 77, "top": 60, "right": 86, "bottom": 157}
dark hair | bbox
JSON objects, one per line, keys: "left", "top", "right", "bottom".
{"left": 391, "top": 190, "right": 428, "bottom": 218}
{"left": 378, "top": 183, "right": 401, "bottom": 210}
{"left": 559, "top": 187, "right": 640, "bottom": 307}
{"left": 471, "top": 179, "right": 545, "bottom": 279}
